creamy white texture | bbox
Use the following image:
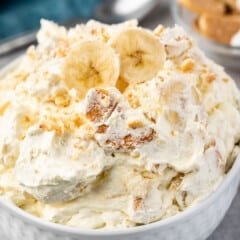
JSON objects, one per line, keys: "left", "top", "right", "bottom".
{"left": 230, "top": 30, "right": 240, "bottom": 47}
{"left": 125, "top": 71, "right": 207, "bottom": 172}
{"left": 0, "top": 108, "right": 23, "bottom": 167}
{"left": 37, "top": 19, "right": 67, "bottom": 49}
{"left": 0, "top": 20, "right": 240, "bottom": 229}
{"left": 40, "top": 165, "right": 177, "bottom": 228}
{"left": 15, "top": 125, "right": 109, "bottom": 203}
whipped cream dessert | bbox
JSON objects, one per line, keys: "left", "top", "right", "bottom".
{"left": 0, "top": 19, "right": 240, "bottom": 229}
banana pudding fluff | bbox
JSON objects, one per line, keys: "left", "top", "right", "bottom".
{"left": 0, "top": 19, "right": 240, "bottom": 229}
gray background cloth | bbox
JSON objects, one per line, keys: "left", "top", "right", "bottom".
{"left": 0, "top": 1, "right": 239, "bottom": 239}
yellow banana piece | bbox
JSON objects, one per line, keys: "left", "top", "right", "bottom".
{"left": 110, "top": 28, "right": 166, "bottom": 84}
{"left": 63, "top": 40, "right": 120, "bottom": 97}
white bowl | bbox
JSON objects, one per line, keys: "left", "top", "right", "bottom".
{"left": 171, "top": 0, "right": 240, "bottom": 70}
{"left": 0, "top": 60, "right": 240, "bottom": 240}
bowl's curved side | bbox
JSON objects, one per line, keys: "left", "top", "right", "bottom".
{"left": 0, "top": 58, "right": 240, "bottom": 240}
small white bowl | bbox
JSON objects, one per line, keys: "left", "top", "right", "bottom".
{"left": 0, "top": 60, "right": 240, "bottom": 240}
{"left": 171, "top": 0, "right": 240, "bottom": 70}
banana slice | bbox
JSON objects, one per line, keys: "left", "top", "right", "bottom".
{"left": 63, "top": 41, "right": 120, "bottom": 97}
{"left": 110, "top": 28, "right": 165, "bottom": 84}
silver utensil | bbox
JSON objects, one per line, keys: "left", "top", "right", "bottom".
{"left": 0, "top": 0, "right": 156, "bottom": 57}
{"left": 95, "top": 0, "right": 156, "bottom": 23}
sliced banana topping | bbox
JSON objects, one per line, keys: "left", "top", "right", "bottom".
{"left": 110, "top": 28, "right": 166, "bottom": 84}
{"left": 63, "top": 40, "right": 120, "bottom": 98}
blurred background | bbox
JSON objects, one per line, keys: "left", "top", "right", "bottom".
{"left": 0, "top": 0, "right": 101, "bottom": 40}
{"left": 0, "top": 0, "right": 170, "bottom": 41}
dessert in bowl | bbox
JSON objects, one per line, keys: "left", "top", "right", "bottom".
{"left": 0, "top": 19, "right": 240, "bottom": 240}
